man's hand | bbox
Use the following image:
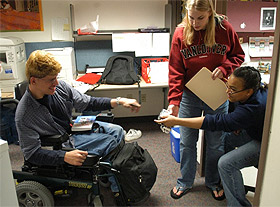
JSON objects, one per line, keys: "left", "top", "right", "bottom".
{"left": 64, "top": 150, "right": 88, "bottom": 166}
{"left": 112, "top": 97, "right": 141, "bottom": 113}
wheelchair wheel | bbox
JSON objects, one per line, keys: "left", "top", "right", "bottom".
{"left": 88, "top": 193, "right": 103, "bottom": 207}
{"left": 16, "top": 181, "right": 54, "bottom": 207}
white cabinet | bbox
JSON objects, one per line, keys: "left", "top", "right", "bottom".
{"left": 0, "top": 139, "right": 18, "bottom": 207}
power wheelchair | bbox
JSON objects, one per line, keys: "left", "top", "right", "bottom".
{"left": 13, "top": 133, "right": 127, "bottom": 207}
{"left": 5, "top": 81, "right": 127, "bottom": 206}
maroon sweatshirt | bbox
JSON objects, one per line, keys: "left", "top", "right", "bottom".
{"left": 168, "top": 19, "right": 245, "bottom": 106}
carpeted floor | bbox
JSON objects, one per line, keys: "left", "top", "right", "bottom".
{"left": 8, "top": 117, "right": 229, "bottom": 206}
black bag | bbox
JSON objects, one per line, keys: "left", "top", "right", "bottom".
{"left": 94, "top": 55, "right": 142, "bottom": 104}
{"left": 112, "top": 142, "right": 158, "bottom": 205}
{"left": 99, "top": 55, "right": 139, "bottom": 85}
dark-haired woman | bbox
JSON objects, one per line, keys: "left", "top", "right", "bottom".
{"left": 156, "top": 66, "right": 267, "bottom": 206}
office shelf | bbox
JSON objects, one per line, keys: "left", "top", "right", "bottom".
{"left": 70, "top": 4, "right": 139, "bottom": 41}
{"left": 72, "top": 30, "right": 139, "bottom": 41}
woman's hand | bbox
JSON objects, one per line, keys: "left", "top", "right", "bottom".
{"left": 154, "top": 114, "right": 177, "bottom": 128}
{"left": 167, "top": 104, "right": 179, "bottom": 116}
{"left": 212, "top": 68, "right": 224, "bottom": 80}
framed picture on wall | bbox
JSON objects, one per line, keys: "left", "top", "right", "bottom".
{"left": 0, "top": 0, "right": 43, "bottom": 32}
{"left": 260, "top": 7, "right": 277, "bottom": 30}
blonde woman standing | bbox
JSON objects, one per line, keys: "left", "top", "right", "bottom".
{"left": 167, "top": 0, "right": 244, "bottom": 200}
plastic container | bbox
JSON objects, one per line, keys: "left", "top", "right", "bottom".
{"left": 170, "top": 126, "right": 180, "bottom": 163}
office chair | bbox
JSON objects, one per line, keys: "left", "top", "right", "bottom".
{"left": 1, "top": 80, "right": 29, "bottom": 144}
{"left": 0, "top": 98, "right": 19, "bottom": 144}
{"left": 14, "top": 80, "right": 28, "bottom": 100}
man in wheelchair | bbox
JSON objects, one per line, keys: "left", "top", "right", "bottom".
{"left": 14, "top": 50, "right": 141, "bottom": 206}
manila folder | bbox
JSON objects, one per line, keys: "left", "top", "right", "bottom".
{"left": 185, "top": 67, "right": 227, "bottom": 111}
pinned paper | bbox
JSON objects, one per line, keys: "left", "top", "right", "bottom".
{"left": 51, "top": 18, "right": 69, "bottom": 41}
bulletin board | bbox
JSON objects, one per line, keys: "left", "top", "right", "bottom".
{"left": 71, "top": 0, "right": 167, "bottom": 32}
{"left": 227, "top": 1, "right": 277, "bottom": 33}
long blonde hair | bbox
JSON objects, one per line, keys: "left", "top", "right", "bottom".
{"left": 180, "top": 0, "right": 226, "bottom": 47}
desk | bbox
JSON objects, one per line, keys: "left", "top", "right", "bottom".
{"left": 86, "top": 79, "right": 169, "bottom": 118}
{"left": 0, "top": 91, "right": 14, "bottom": 99}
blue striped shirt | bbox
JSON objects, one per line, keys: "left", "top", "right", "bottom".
{"left": 15, "top": 80, "right": 111, "bottom": 165}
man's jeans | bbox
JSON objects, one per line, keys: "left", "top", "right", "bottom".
{"left": 72, "top": 121, "right": 124, "bottom": 192}
{"left": 177, "top": 90, "right": 228, "bottom": 190}
{"left": 218, "top": 130, "right": 260, "bottom": 206}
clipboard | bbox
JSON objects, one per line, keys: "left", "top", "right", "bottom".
{"left": 185, "top": 67, "right": 228, "bottom": 111}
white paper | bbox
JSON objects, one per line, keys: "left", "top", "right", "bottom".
{"left": 149, "top": 61, "right": 169, "bottom": 83}
{"left": 72, "top": 80, "right": 93, "bottom": 94}
{"left": 248, "top": 37, "right": 273, "bottom": 57}
{"left": 152, "top": 33, "right": 170, "bottom": 56}
{"left": 135, "top": 33, "right": 153, "bottom": 57}
{"left": 112, "top": 33, "right": 135, "bottom": 52}
{"left": 86, "top": 67, "right": 105, "bottom": 73}
{"left": 261, "top": 73, "right": 270, "bottom": 84}
{"left": 111, "top": 32, "right": 170, "bottom": 57}
{"left": 185, "top": 67, "right": 228, "bottom": 111}
{"left": 51, "top": 18, "right": 70, "bottom": 41}
{"left": 241, "top": 43, "right": 250, "bottom": 63}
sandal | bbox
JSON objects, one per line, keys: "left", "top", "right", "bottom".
{"left": 170, "top": 187, "right": 192, "bottom": 199}
{"left": 209, "top": 186, "right": 226, "bottom": 201}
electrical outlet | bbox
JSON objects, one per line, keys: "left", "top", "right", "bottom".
{"left": 141, "top": 94, "right": 146, "bottom": 102}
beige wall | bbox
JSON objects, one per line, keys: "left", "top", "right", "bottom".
{"left": 259, "top": 53, "right": 280, "bottom": 206}
{"left": 1, "top": 0, "right": 167, "bottom": 43}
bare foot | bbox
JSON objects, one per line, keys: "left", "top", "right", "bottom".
{"left": 213, "top": 189, "right": 224, "bottom": 198}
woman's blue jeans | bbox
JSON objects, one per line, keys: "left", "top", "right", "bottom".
{"left": 177, "top": 90, "right": 228, "bottom": 190}
{"left": 218, "top": 130, "right": 260, "bottom": 206}
{"left": 72, "top": 121, "right": 124, "bottom": 192}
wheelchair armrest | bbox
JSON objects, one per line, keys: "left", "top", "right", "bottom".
{"left": 40, "top": 133, "right": 69, "bottom": 150}
{"left": 83, "top": 154, "right": 100, "bottom": 167}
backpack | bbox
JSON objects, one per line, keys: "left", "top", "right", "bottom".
{"left": 111, "top": 142, "right": 158, "bottom": 205}
{"left": 94, "top": 55, "right": 142, "bottom": 104}
{"left": 99, "top": 55, "right": 140, "bottom": 85}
